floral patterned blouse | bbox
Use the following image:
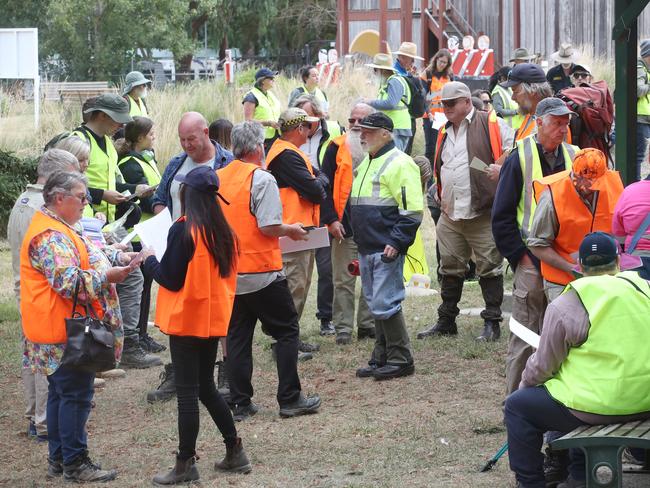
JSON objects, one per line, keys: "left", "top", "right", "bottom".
{"left": 23, "top": 207, "right": 123, "bottom": 375}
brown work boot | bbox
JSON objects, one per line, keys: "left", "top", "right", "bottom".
{"left": 152, "top": 456, "right": 199, "bottom": 485}
{"left": 214, "top": 438, "right": 252, "bottom": 474}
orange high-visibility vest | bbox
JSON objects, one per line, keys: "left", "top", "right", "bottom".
{"left": 20, "top": 211, "right": 103, "bottom": 343}
{"left": 533, "top": 170, "right": 624, "bottom": 285}
{"left": 425, "top": 75, "right": 450, "bottom": 116}
{"left": 330, "top": 134, "right": 353, "bottom": 220}
{"left": 217, "top": 160, "right": 283, "bottom": 274}
{"left": 155, "top": 217, "right": 237, "bottom": 338}
{"left": 266, "top": 138, "right": 319, "bottom": 227}
{"left": 515, "top": 113, "right": 573, "bottom": 144}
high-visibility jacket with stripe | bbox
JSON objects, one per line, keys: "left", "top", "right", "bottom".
{"left": 329, "top": 134, "right": 353, "bottom": 221}
{"left": 378, "top": 75, "right": 411, "bottom": 130}
{"left": 317, "top": 120, "right": 342, "bottom": 167}
{"left": 247, "top": 87, "right": 282, "bottom": 140}
{"left": 20, "top": 211, "right": 103, "bottom": 343}
{"left": 217, "top": 160, "right": 283, "bottom": 274}
{"left": 491, "top": 84, "right": 523, "bottom": 129}
{"left": 533, "top": 170, "right": 624, "bottom": 285}
{"left": 72, "top": 127, "right": 121, "bottom": 223}
{"left": 266, "top": 138, "right": 319, "bottom": 227}
{"left": 125, "top": 94, "right": 148, "bottom": 117}
{"left": 515, "top": 136, "right": 578, "bottom": 239}
{"left": 545, "top": 271, "right": 650, "bottom": 416}
{"left": 155, "top": 217, "right": 237, "bottom": 338}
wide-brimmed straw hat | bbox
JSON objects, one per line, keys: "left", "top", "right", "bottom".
{"left": 551, "top": 43, "right": 579, "bottom": 63}
{"left": 394, "top": 42, "right": 424, "bottom": 61}
{"left": 365, "top": 53, "right": 396, "bottom": 71}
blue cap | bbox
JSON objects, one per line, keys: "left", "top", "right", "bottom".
{"left": 500, "top": 63, "right": 546, "bottom": 87}
{"left": 174, "top": 165, "right": 220, "bottom": 194}
{"left": 255, "top": 67, "right": 278, "bottom": 81}
{"left": 579, "top": 232, "right": 619, "bottom": 267}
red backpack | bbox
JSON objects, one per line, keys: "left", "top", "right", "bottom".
{"left": 558, "top": 80, "right": 613, "bottom": 159}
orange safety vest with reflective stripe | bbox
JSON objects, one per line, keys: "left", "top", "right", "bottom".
{"left": 424, "top": 75, "right": 450, "bottom": 116}
{"left": 533, "top": 170, "right": 624, "bottom": 285}
{"left": 515, "top": 113, "right": 573, "bottom": 144}
{"left": 266, "top": 138, "right": 320, "bottom": 227}
{"left": 330, "top": 134, "right": 353, "bottom": 220}
{"left": 20, "top": 211, "right": 103, "bottom": 343}
{"left": 217, "top": 160, "right": 283, "bottom": 274}
{"left": 155, "top": 217, "right": 237, "bottom": 338}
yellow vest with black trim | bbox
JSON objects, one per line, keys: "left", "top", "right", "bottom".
{"left": 117, "top": 153, "right": 162, "bottom": 229}
{"left": 638, "top": 61, "right": 650, "bottom": 116}
{"left": 491, "top": 84, "right": 524, "bottom": 129}
{"left": 317, "top": 120, "right": 342, "bottom": 167}
{"left": 126, "top": 94, "right": 148, "bottom": 117}
{"left": 544, "top": 271, "right": 650, "bottom": 416}
{"left": 72, "top": 128, "right": 120, "bottom": 223}
{"left": 515, "top": 136, "right": 578, "bottom": 239}
{"left": 378, "top": 75, "right": 411, "bottom": 131}
{"left": 248, "top": 87, "right": 282, "bottom": 140}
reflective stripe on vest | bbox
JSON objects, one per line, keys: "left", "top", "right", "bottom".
{"left": 545, "top": 272, "right": 650, "bottom": 415}
{"left": 331, "top": 134, "right": 353, "bottom": 220}
{"left": 155, "top": 217, "right": 237, "bottom": 338}
{"left": 126, "top": 94, "right": 148, "bottom": 117}
{"left": 378, "top": 75, "right": 411, "bottom": 130}
{"left": 73, "top": 128, "right": 120, "bottom": 222}
{"left": 515, "top": 114, "right": 536, "bottom": 142}
{"left": 266, "top": 139, "right": 319, "bottom": 227}
{"left": 20, "top": 211, "right": 102, "bottom": 343}
{"left": 317, "top": 120, "right": 342, "bottom": 167}
{"left": 249, "top": 87, "right": 282, "bottom": 139}
{"left": 350, "top": 149, "right": 401, "bottom": 207}
{"left": 428, "top": 75, "right": 450, "bottom": 113}
{"left": 217, "top": 161, "right": 283, "bottom": 274}
{"left": 516, "top": 137, "right": 577, "bottom": 239}
{"left": 638, "top": 63, "right": 650, "bottom": 116}
{"left": 535, "top": 171, "right": 624, "bottom": 285}
{"left": 117, "top": 154, "right": 162, "bottom": 238}
{"left": 491, "top": 84, "right": 523, "bottom": 129}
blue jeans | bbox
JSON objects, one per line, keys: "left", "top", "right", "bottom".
{"left": 47, "top": 366, "right": 95, "bottom": 465}
{"left": 359, "top": 252, "right": 405, "bottom": 320}
{"left": 505, "top": 386, "right": 586, "bottom": 488}
{"left": 392, "top": 134, "right": 411, "bottom": 152}
{"left": 635, "top": 122, "right": 650, "bottom": 181}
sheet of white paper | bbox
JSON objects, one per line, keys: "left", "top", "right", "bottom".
{"left": 469, "top": 156, "right": 489, "bottom": 172}
{"left": 134, "top": 208, "right": 172, "bottom": 260}
{"left": 432, "top": 112, "right": 448, "bottom": 130}
{"left": 509, "top": 316, "right": 540, "bottom": 349}
{"left": 120, "top": 230, "right": 138, "bottom": 246}
{"left": 280, "top": 227, "right": 330, "bottom": 254}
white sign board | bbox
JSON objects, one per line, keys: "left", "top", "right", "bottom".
{"left": 0, "top": 28, "right": 39, "bottom": 127}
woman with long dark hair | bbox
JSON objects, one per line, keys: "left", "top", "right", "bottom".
{"left": 144, "top": 165, "right": 251, "bottom": 485}
{"left": 420, "top": 49, "right": 454, "bottom": 163}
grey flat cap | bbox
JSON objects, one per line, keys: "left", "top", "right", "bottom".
{"left": 535, "top": 97, "right": 576, "bottom": 118}
{"left": 441, "top": 81, "right": 471, "bottom": 101}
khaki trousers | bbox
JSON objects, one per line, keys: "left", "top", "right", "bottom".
{"left": 331, "top": 237, "right": 374, "bottom": 335}
{"left": 22, "top": 366, "right": 49, "bottom": 435}
{"left": 282, "top": 249, "right": 315, "bottom": 322}
{"left": 505, "top": 264, "right": 547, "bottom": 395}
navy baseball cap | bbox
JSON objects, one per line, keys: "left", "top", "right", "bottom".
{"left": 255, "top": 67, "right": 278, "bottom": 81}
{"left": 174, "top": 165, "right": 220, "bottom": 194}
{"left": 579, "top": 232, "right": 619, "bottom": 267}
{"left": 358, "top": 112, "right": 394, "bottom": 132}
{"left": 500, "top": 63, "right": 547, "bottom": 87}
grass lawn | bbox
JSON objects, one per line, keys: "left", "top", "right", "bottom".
{"left": 0, "top": 215, "right": 647, "bottom": 487}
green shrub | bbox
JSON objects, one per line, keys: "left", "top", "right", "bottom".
{"left": 0, "top": 150, "right": 38, "bottom": 237}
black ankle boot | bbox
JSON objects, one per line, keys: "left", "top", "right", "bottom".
{"left": 152, "top": 456, "right": 199, "bottom": 485}
{"left": 214, "top": 438, "right": 252, "bottom": 474}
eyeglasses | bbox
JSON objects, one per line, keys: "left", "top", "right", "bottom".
{"left": 573, "top": 73, "right": 590, "bottom": 79}
{"left": 482, "top": 99, "right": 492, "bottom": 106}
{"left": 441, "top": 99, "right": 463, "bottom": 108}
{"left": 348, "top": 118, "right": 363, "bottom": 125}
{"left": 67, "top": 193, "right": 89, "bottom": 204}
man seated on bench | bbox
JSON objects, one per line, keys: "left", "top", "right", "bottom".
{"left": 504, "top": 232, "right": 650, "bottom": 488}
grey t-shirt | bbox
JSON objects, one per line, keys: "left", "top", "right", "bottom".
{"left": 169, "top": 156, "right": 208, "bottom": 221}
{"left": 236, "top": 169, "right": 286, "bottom": 295}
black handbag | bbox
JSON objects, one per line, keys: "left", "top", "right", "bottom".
{"left": 60, "top": 276, "right": 116, "bottom": 373}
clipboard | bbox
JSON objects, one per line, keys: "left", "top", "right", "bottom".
{"left": 279, "top": 226, "right": 330, "bottom": 254}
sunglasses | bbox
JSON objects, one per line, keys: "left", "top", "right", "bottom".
{"left": 441, "top": 98, "right": 464, "bottom": 108}
{"left": 573, "top": 73, "right": 590, "bottom": 79}
{"left": 348, "top": 118, "right": 363, "bottom": 125}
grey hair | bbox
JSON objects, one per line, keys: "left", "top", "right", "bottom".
{"left": 292, "top": 94, "right": 324, "bottom": 118}
{"left": 53, "top": 136, "right": 90, "bottom": 165}
{"left": 350, "top": 102, "right": 376, "bottom": 116}
{"left": 519, "top": 81, "right": 553, "bottom": 99}
{"left": 37, "top": 149, "right": 80, "bottom": 179}
{"left": 43, "top": 171, "right": 88, "bottom": 206}
{"left": 582, "top": 260, "right": 619, "bottom": 277}
{"left": 231, "top": 121, "right": 265, "bottom": 159}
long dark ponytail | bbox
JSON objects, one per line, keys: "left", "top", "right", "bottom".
{"left": 179, "top": 184, "right": 237, "bottom": 278}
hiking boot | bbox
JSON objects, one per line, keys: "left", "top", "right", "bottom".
{"left": 214, "top": 438, "right": 252, "bottom": 474}
{"left": 93, "top": 378, "right": 106, "bottom": 389}
{"left": 27, "top": 421, "right": 37, "bottom": 437}
{"left": 47, "top": 458, "right": 63, "bottom": 479}
{"left": 416, "top": 321, "right": 458, "bottom": 339}
{"left": 298, "top": 352, "right": 313, "bottom": 362}
{"left": 120, "top": 344, "right": 162, "bottom": 369}
{"left": 336, "top": 333, "right": 352, "bottom": 345}
{"left": 544, "top": 446, "right": 569, "bottom": 487}
{"left": 373, "top": 363, "right": 415, "bottom": 381}
{"left": 557, "top": 476, "right": 586, "bottom": 488}
{"left": 140, "top": 333, "right": 166, "bottom": 353}
{"left": 215, "top": 360, "right": 231, "bottom": 403}
{"left": 231, "top": 402, "right": 259, "bottom": 422}
{"left": 476, "top": 320, "right": 501, "bottom": 342}
{"left": 152, "top": 456, "right": 199, "bottom": 485}
{"left": 63, "top": 454, "right": 116, "bottom": 483}
{"left": 147, "top": 363, "right": 176, "bottom": 403}
{"left": 298, "top": 340, "right": 320, "bottom": 352}
{"left": 356, "top": 364, "right": 379, "bottom": 378}
{"left": 279, "top": 393, "right": 321, "bottom": 418}
{"left": 357, "top": 327, "right": 376, "bottom": 340}
{"left": 319, "top": 320, "right": 335, "bottom": 336}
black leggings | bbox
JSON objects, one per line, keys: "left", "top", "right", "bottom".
{"left": 169, "top": 335, "right": 237, "bottom": 460}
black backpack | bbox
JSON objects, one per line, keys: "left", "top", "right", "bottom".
{"left": 401, "top": 75, "right": 427, "bottom": 118}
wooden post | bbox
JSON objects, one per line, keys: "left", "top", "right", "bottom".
{"left": 379, "top": 0, "right": 388, "bottom": 53}
{"left": 337, "top": 0, "right": 349, "bottom": 56}
{"left": 402, "top": 0, "right": 413, "bottom": 43}
{"left": 439, "top": 0, "right": 447, "bottom": 48}
{"left": 421, "top": 0, "right": 429, "bottom": 61}
{"left": 513, "top": 0, "right": 521, "bottom": 49}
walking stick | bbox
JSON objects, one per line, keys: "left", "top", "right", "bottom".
{"left": 480, "top": 441, "right": 508, "bottom": 472}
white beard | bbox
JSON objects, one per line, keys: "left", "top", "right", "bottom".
{"left": 346, "top": 131, "right": 367, "bottom": 168}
